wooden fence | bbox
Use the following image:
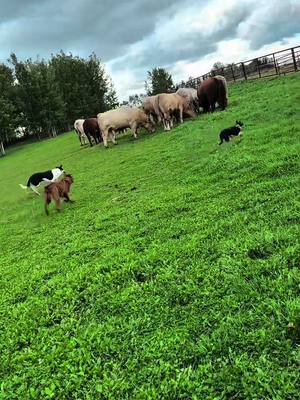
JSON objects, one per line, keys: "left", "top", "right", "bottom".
{"left": 177, "top": 45, "right": 300, "bottom": 89}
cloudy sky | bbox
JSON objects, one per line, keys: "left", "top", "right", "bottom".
{"left": 0, "top": 0, "right": 299, "bottom": 100}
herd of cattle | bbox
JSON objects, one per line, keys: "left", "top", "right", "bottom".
{"left": 74, "top": 75, "right": 228, "bottom": 148}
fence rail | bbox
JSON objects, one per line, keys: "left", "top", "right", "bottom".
{"left": 177, "top": 45, "right": 300, "bottom": 89}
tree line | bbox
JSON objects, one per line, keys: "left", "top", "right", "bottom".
{"left": 0, "top": 52, "right": 118, "bottom": 155}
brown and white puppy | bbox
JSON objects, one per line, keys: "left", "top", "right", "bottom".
{"left": 44, "top": 174, "right": 74, "bottom": 215}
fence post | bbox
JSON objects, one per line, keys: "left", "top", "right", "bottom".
{"left": 291, "top": 48, "right": 298, "bottom": 71}
{"left": 256, "top": 58, "right": 261, "bottom": 78}
{"left": 230, "top": 65, "right": 236, "bottom": 81}
{"left": 273, "top": 53, "right": 278, "bottom": 75}
{"left": 241, "top": 62, "right": 247, "bottom": 80}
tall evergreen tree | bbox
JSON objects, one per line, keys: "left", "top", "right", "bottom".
{"left": 145, "top": 67, "right": 174, "bottom": 96}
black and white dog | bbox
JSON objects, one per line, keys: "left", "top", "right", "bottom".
{"left": 19, "top": 165, "right": 65, "bottom": 195}
{"left": 219, "top": 121, "right": 244, "bottom": 145}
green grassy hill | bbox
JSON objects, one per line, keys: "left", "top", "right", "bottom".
{"left": 0, "top": 74, "right": 300, "bottom": 399}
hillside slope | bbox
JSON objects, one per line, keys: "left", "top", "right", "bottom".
{"left": 0, "top": 74, "right": 300, "bottom": 399}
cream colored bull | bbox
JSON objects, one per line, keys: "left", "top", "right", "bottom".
{"left": 97, "top": 107, "right": 154, "bottom": 148}
{"left": 142, "top": 95, "right": 161, "bottom": 124}
{"left": 176, "top": 87, "right": 199, "bottom": 114}
{"left": 157, "top": 93, "right": 196, "bottom": 131}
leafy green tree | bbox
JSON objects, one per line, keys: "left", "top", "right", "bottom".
{"left": 0, "top": 64, "right": 16, "bottom": 156}
{"left": 211, "top": 61, "right": 225, "bottom": 71}
{"left": 103, "top": 75, "right": 118, "bottom": 110}
{"left": 50, "top": 52, "right": 118, "bottom": 129}
{"left": 145, "top": 67, "right": 174, "bottom": 96}
{"left": 9, "top": 54, "right": 65, "bottom": 139}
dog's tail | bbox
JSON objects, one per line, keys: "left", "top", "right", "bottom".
{"left": 44, "top": 186, "right": 52, "bottom": 216}
{"left": 19, "top": 184, "right": 28, "bottom": 190}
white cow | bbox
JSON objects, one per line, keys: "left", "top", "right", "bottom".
{"left": 74, "top": 119, "right": 88, "bottom": 146}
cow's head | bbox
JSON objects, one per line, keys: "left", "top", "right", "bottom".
{"left": 144, "top": 120, "right": 155, "bottom": 133}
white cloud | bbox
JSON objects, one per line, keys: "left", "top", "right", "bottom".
{"left": 1, "top": 0, "right": 298, "bottom": 101}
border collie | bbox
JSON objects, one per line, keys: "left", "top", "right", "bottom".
{"left": 19, "top": 165, "right": 65, "bottom": 195}
{"left": 219, "top": 121, "right": 244, "bottom": 145}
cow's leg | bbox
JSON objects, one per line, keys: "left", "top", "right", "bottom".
{"left": 94, "top": 130, "right": 101, "bottom": 144}
{"left": 92, "top": 134, "right": 97, "bottom": 144}
{"left": 103, "top": 130, "right": 109, "bottom": 148}
{"left": 164, "top": 119, "right": 170, "bottom": 131}
{"left": 85, "top": 132, "right": 93, "bottom": 147}
{"left": 179, "top": 106, "right": 183, "bottom": 124}
{"left": 131, "top": 123, "right": 138, "bottom": 139}
{"left": 162, "top": 112, "right": 170, "bottom": 131}
{"left": 109, "top": 130, "right": 118, "bottom": 145}
{"left": 149, "top": 114, "right": 156, "bottom": 124}
{"left": 78, "top": 133, "right": 83, "bottom": 146}
{"left": 166, "top": 115, "right": 171, "bottom": 131}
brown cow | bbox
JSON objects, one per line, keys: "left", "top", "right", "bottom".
{"left": 157, "top": 93, "right": 196, "bottom": 131}
{"left": 197, "top": 76, "right": 228, "bottom": 113}
{"left": 83, "top": 118, "right": 102, "bottom": 147}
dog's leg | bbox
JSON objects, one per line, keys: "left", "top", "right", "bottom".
{"left": 45, "top": 203, "right": 50, "bottom": 215}
{"left": 55, "top": 197, "right": 61, "bottom": 212}
{"left": 64, "top": 193, "right": 74, "bottom": 203}
{"left": 30, "top": 184, "right": 40, "bottom": 195}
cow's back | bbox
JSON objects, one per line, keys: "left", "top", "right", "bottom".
{"left": 158, "top": 93, "right": 183, "bottom": 110}
{"left": 83, "top": 117, "right": 99, "bottom": 132}
{"left": 176, "top": 88, "right": 197, "bottom": 101}
{"left": 98, "top": 108, "right": 147, "bottom": 130}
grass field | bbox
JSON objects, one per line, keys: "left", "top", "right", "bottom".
{"left": 1, "top": 74, "right": 300, "bottom": 399}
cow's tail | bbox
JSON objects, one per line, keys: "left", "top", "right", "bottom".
{"left": 44, "top": 186, "right": 52, "bottom": 215}
{"left": 216, "top": 76, "right": 228, "bottom": 108}
{"left": 154, "top": 96, "right": 163, "bottom": 122}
